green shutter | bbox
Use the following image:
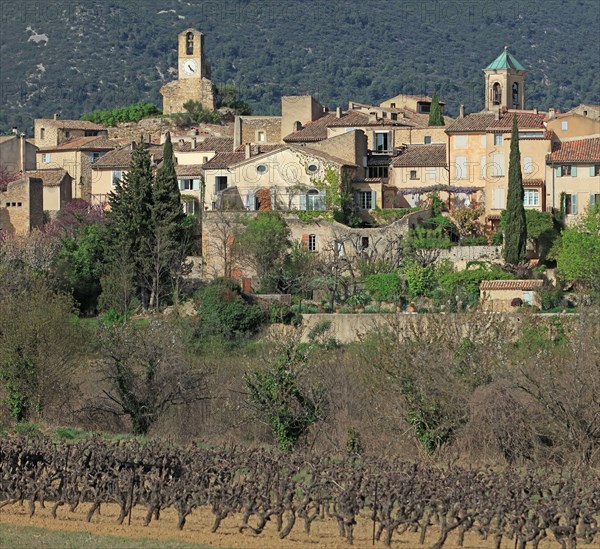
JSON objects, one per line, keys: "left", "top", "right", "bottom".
{"left": 572, "top": 166, "right": 577, "bottom": 177}
{"left": 572, "top": 194, "right": 578, "bottom": 215}
{"left": 590, "top": 194, "right": 596, "bottom": 208}
{"left": 556, "top": 166, "right": 562, "bottom": 177}
{"left": 591, "top": 166, "right": 596, "bottom": 177}
{"left": 371, "top": 191, "right": 376, "bottom": 209}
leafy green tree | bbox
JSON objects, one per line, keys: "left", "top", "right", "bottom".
{"left": 245, "top": 342, "right": 328, "bottom": 451}
{"left": 173, "top": 100, "right": 223, "bottom": 126}
{"left": 105, "top": 140, "right": 154, "bottom": 308}
{"left": 215, "top": 84, "right": 252, "bottom": 114}
{"left": 234, "top": 212, "right": 291, "bottom": 292}
{"left": 503, "top": 115, "right": 527, "bottom": 264}
{"left": 555, "top": 206, "right": 600, "bottom": 297}
{"left": 428, "top": 93, "right": 444, "bottom": 126}
{"left": 198, "top": 278, "right": 264, "bottom": 341}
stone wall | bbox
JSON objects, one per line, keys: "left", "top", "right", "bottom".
{"left": 160, "top": 78, "right": 215, "bottom": 116}
{"left": 239, "top": 116, "right": 282, "bottom": 145}
{"left": 107, "top": 117, "right": 179, "bottom": 144}
{"left": 436, "top": 245, "right": 503, "bottom": 269}
{"left": 0, "top": 177, "right": 43, "bottom": 235}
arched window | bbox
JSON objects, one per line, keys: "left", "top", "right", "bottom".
{"left": 492, "top": 83, "right": 502, "bottom": 106}
{"left": 512, "top": 82, "right": 519, "bottom": 108}
{"left": 186, "top": 32, "right": 194, "bottom": 55}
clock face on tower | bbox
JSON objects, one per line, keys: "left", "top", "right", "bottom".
{"left": 182, "top": 59, "right": 198, "bottom": 76}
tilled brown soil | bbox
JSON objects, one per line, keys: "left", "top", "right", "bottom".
{"left": 0, "top": 503, "right": 594, "bottom": 549}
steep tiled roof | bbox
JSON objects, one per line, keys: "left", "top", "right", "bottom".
{"left": 446, "top": 113, "right": 496, "bottom": 133}
{"left": 23, "top": 169, "right": 70, "bottom": 187}
{"left": 480, "top": 280, "right": 543, "bottom": 291}
{"left": 36, "top": 118, "right": 106, "bottom": 130}
{"left": 485, "top": 47, "right": 526, "bottom": 71}
{"left": 203, "top": 152, "right": 246, "bottom": 169}
{"left": 523, "top": 179, "right": 544, "bottom": 187}
{"left": 391, "top": 144, "right": 446, "bottom": 167}
{"left": 175, "top": 165, "right": 203, "bottom": 177}
{"left": 174, "top": 137, "right": 234, "bottom": 152}
{"left": 283, "top": 113, "right": 337, "bottom": 142}
{"left": 548, "top": 138, "right": 600, "bottom": 162}
{"left": 43, "top": 136, "right": 118, "bottom": 151}
{"left": 487, "top": 112, "right": 546, "bottom": 130}
{"left": 92, "top": 144, "right": 163, "bottom": 169}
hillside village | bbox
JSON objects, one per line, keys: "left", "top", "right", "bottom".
{"left": 1, "top": 28, "right": 599, "bottom": 312}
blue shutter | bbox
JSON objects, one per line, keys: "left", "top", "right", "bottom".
{"left": 193, "top": 179, "right": 200, "bottom": 191}
{"left": 572, "top": 166, "right": 577, "bottom": 177}
{"left": 371, "top": 191, "right": 376, "bottom": 209}
{"left": 591, "top": 166, "right": 596, "bottom": 177}
{"left": 299, "top": 193, "right": 307, "bottom": 210}
{"left": 590, "top": 194, "right": 596, "bottom": 208}
{"left": 556, "top": 166, "right": 562, "bottom": 177}
{"left": 572, "top": 194, "right": 578, "bottom": 215}
{"left": 178, "top": 179, "right": 185, "bottom": 191}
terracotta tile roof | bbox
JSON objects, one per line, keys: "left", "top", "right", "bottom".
{"left": 92, "top": 144, "right": 164, "bottom": 169}
{"left": 283, "top": 113, "right": 337, "bottom": 142}
{"left": 174, "top": 137, "right": 234, "bottom": 152}
{"left": 480, "top": 279, "right": 543, "bottom": 291}
{"left": 352, "top": 178, "right": 383, "bottom": 183}
{"left": 42, "top": 136, "right": 118, "bottom": 151}
{"left": 391, "top": 144, "right": 446, "bottom": 167}
{"left": 548, "top": 138, "right": 600, "bottom": 163}
{"left": 523, "top": 179, "right": 544, "bottom": 187}
{"left": 175, "top": 165, "right": 203, "bottom": 177}
{"left": 446, "top": 113, "right": 496, "bottom": 133}
{"left": 23, "top": 169, "right": 70, "bottom": 187}
{"left": 487, "top": 112, "right": 547, "bottom": 130}
{"left": 203, "top": 152, "right": 246, "bottom": 169}
{"left": 36, "top": 118, "right": 106, "bottom": 130}
{"left": 233, "top": 144, "right": 282, "bottom": 154}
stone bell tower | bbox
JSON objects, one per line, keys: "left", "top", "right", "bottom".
{"left": 483, "top": 46, "right": 527, "bottom": 111}
{"left": 160, "top": 29, "right": 215, "bottom": 115}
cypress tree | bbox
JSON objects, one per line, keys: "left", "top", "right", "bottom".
{"left": 106, "top": 138, "right": 154, "bottom": 308}
{"left": 503, "top": 115, "right": 527, "bottom": 264}
{"left": 428, "top": 93, "right": 444, "bottom": 126}
{"left": 149, "top": 132, "right": 185, "bottom": 306}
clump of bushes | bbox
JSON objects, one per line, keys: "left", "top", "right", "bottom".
{"left": 81, "top": 102, "right": 161, "bottom": 126}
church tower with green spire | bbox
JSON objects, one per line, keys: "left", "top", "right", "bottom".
{"left": 483, "top": 46, "right": 527, "bottom": 111}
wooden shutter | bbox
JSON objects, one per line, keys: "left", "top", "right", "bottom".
{"left": 301, "top": 234, "right": 309, "bottom": 250}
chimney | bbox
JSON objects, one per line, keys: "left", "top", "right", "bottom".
{"left": 53, "top": 113, "right": 61, "bottom": 120}
{"left": 368, "top": 112, "right": 378, "bottom": 124}
{"left": 19, "top": 133, "right": 26, "bottom": 172}
{"left": 192, "top": 137, "right": 197, "bottom": 149}
{"left": 245, "top": 143, "right": 252, "bottom": 159}
{"left": 459, "top": 104, "right": 465, "bottom": 119}
{"left": 533, "top": 108, "right": 538, "bottom": 115}
{"left": 234, "top": 116, "right": 242, "bottom": 149}
{"left": 548, "top": 108, "right": 556, "bottom": 120}
{"left": 336, "top": 106, "right": 342, "bottom": 118}
{"left": 494, "top": 109, "right": 500, "bottom": 121}
{"left": 11, "top": 126, "right": 18, "bottom": 135}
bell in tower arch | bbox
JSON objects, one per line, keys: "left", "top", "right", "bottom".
{"left": 186, "top": 32, "right": 194, "bottom": 55}
{"left": 492, "top": 83, "right": 502, "bottom": 106}
{"left": 512, "top": 82, "right": 519, "bottom": 109}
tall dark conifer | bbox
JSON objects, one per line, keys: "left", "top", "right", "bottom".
{"left": 503, "top": 115, "right": 527, "bottom": 264}
{"left": 106, "top": 138, "right": 154, "bottom": 308}
{"left": 149, "top": 132, "right": 185, "bottom": 306}
{"left": 428, "top": 93, "right": 445, "bottom": 126}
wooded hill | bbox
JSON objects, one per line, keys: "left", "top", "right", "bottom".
{"left": 1, "top": 0, "right": 599, "bottom": 134}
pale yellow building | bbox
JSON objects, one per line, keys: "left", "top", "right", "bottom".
{"left": 546, "top": 112, "right": 600, "bottom": 142}
{"left": 546, "top": 137, "right": 600, "bottom": 224}
{"left": 480, "top": 280, "right": 543, "bottom": 311}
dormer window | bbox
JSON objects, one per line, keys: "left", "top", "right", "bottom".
{"left": 186, "top": 32, "right": 194, "bottom": 55}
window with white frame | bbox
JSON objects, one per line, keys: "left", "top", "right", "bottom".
{"left": 523, "top": 188, "right": 539, "bottom": 206}
{"left": 42, "top": 153, "right": 51, "bottom": 163}
{"left": 374, "top": 132, "right": 390, "bottom": 152}
{"left": 182, "top": 199, "right": 198, "bottom": 215}
{"left": 455, "top": 156, "right": 467, "bottom": 180}
{"left": 454, "top": 135, "right": 467, "bottom": 149}
{"left": 215, "top": 176, "right": 228, "bottom": 192}
{"left": 358, "top": 191, "right": 373, "bottom": 209}
{"left": 179, "top": 179, "right": 195, "bottom": 191}
{"left": 257, "top": 130, "right": 266, "bottom": 143}
{"left": 112, "top": 170, "right": 123, "bottom": 186}
{"left": 523, "top": 156, "right": 534, "bottom": 174}
{"left": 561, "top": 121, "right": 568, "bottom": 131}
{"left": 305, "top": 189, "right": 325, "bottom": 210}
{"left": 308, "top": 234, "right": 317, "bottom": 252}
{"left": 494, "top": 134, "right": 503, "bottom": 146}
{"left": 557, "top": 165, "right": 574, "bottom": 177}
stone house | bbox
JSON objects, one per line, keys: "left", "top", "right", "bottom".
{"left": 23, "top": 169, "right": 72, "bottom": 217}
{"left": 0, "top": 134, "right": 37, "bottom": 173}
{"left": 545, "top": 137, "right": 600, "bottom": 223}
{"left": 480, "top": 279, "right": 543, "bottom": 311}
{"left": 0, "top": 176, "right": 44, "bottom": 236}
